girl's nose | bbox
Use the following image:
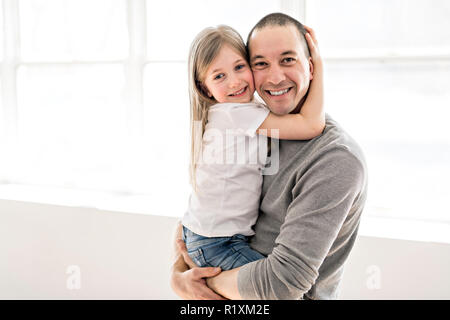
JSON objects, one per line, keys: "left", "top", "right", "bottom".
{"left": 228, "top": 73, "right": 240, "bottom": 89}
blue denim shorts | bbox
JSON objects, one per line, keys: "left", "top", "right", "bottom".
{"left": 182, "top": 225, "right": 265, "bottom": 271}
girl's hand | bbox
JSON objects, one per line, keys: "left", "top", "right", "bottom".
{"left": 304, "top": 25, "right": 322, "bottom": 66}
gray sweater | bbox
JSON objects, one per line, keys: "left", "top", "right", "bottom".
{"left": 237, "top": 114, "right": 368, "bottom": 300}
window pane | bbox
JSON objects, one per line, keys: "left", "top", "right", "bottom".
{"left": 324, "top": 60, "right": 450, "bottom": 221}
{"left": 19, "top": 0, "right": 128, "bottom": 62}
{"left": 307, "top": 0, "right": 450, "bottom": 55}
{"left": 0, "top": 3, "right": 3, "bottom": 61}
{"left": 9, "top": 64, "right": 127, "bottom": 190}
{"left": 142, "top": 62, "right": 191, "bottom": 214}
{"left": 0, "top": 71, "right": 4, "bottom": 147}
{"left": 146, "top": 0, "right": 281, "bottom": 61}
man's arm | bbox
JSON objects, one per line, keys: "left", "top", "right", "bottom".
{"left": 202, "top": 148, "right": 366, "bottom": 299}
{"left": 169, "top": 221, "right": 225, "bottom": 300}
{"left": 237, "top": 148, "right": 366, "bottom": 299}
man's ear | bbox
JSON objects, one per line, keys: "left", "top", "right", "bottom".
{"left": 308, "top": 57, "right": 314, "bottom": 80}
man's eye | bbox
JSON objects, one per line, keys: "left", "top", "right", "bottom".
{"left": 214, "top": 73, "right": 224, "bottom": 80}
{"left": 283, "top": 57, "right": 295, "bottom": 63}
{"left": 253, "top": 61, "right": 267, "bottom": 67}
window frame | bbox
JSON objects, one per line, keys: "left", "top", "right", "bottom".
{"left": 0, "top": 0, "right": 449, "bottom": 233}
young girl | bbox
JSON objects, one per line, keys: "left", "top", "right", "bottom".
{"left": 181, "top": 25, "right": 323, "bottom": 271}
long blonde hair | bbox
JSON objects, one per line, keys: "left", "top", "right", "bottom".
{"left": 188, "top": 25, "right": 248, "bottom": 192}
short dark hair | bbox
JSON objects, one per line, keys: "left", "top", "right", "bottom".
{"left": 247, "top": 12, "right": 310, "bottom": 58}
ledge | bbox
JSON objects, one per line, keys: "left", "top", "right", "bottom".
{"left": 0, "top": 183, "right": 185, "bottom": 218}
{"left": 1, "top": 183, "right": 449, "bottom": 244}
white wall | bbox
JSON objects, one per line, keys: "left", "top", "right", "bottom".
{"left": 339, "top": 235, "right": 450, "bottom": 299}
{"left": 1, "top": 199, "right": 449, "bottom": 299}
{"left": 0, "top": 199, "right": 178, "bottom": 299}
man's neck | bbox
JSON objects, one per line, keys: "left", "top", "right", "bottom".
{"left": 290, "top": 83, "right": 312, "bottom": 114}
{"left": 289, "top": 96, "right": 306, "bottom": 114}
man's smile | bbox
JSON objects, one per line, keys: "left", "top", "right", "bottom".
{"left": 265, "top": 87, "right": 293, "bottom": 97}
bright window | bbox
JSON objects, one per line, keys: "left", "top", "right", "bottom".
{"left": 0, "top": 0, "right": 292, "bottom": 216}
{"left": 146, "top": 0, "right": 281, "bottom": 61}
{"left": 307, "top": 0, "right": 450, "bottom": 55}
{"left": 306, "top": 0, "right": 450, "bottom": 222}
{"left": 19, "top": 0, "right": 128, "bottom": 62}
{"left": 0, "top": 2, "right": 3, "bottom": 61}
{"left": 1, "top": 0, "right": 449, "bottom": 224}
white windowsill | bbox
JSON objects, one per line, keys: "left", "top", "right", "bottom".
{"left": 358, "top": 211, "right": 450, "bottom": 245}
{"left": 0, "top": 183, "right": 185, "bottom": 218}
{"left": 0, "top": 183, "right": 449, "bottom": 245}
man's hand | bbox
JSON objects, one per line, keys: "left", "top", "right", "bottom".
{"left": 170, "top": 266, "right": 225, "bottom": 300}
{"left": 170, "top": 238, "right": 226, "bottom": 300}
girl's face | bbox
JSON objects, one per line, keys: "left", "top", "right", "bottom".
{"left": 202, "top": 44, "right": 255, "bottom": 104}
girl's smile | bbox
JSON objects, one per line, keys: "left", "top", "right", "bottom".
{"left": 229, "top": 86, "right": 248, "bottom": 97}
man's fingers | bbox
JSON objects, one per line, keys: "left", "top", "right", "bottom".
{"left": 175, "top": 239, "right": 225, "bottom": 300}
{"left": 182, "top": 251, "right": 198, "bottom": 269}
{"left": 176, "top": 239, "right": 198, "bottom": 269}
{"left": 191, "top": 266, "right": 222, "bottom": 279}
{"left": 176, "top": 239, "right": 186, "bottom": 252}
{"left": 187, "top": 268, "right": 226, "bottom": 300}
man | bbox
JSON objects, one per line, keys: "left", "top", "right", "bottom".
{"left": 170, "top": 12, "right": 367, "bottom": 300}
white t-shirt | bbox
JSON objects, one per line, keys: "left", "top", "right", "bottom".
{"left": 182, "top": 102, "right": 270, "bottom": 237}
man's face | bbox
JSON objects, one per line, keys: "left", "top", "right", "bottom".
{"left": 249, "top": 25, "right": 313, "bottom": 115}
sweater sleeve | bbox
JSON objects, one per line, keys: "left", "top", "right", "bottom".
{"left": 237, "top": 146, "right": 366, "bottom": 299}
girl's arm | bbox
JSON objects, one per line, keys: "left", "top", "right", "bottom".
{"left": 257, "top": 27, "right": 325, "bottom": 140}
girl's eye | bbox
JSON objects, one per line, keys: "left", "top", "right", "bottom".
{"left": 235, "top": 64, "right": 246, "bottom": 71}
{"left": 214, "top": 73, "right": 224, "bottom": 80}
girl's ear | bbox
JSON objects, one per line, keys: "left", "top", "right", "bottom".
{"left": 197, "top": 80, "right": 212, "bottom": 98}
{"left": 204, "top": 86, "right": 212, "bottom": 98}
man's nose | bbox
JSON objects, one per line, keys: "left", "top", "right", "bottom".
{"left": 266, "top": 64, "right": 286, "bottom": 85}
